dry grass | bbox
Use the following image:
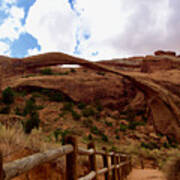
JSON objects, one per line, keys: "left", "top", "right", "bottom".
{"left": 163, "top": 156, "right": 180, "bottom": 180}
{"left": 0, "top": 122, "right": 58, "bottom": 158}
{"left": 0, "top": 122, "right": 26, "bottom": 157}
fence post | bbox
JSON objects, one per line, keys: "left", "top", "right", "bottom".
{"left": 102, "top": 147, "right": 110, "bottom": 180}
{"left": 0, "top": 151, "right": 3, "bottom": 180}
{"left": 88, "top": 142, "right": 98, "bottom": 180}
{"left": 111, "top": 153, "right": 118, "bottom": 180}
{"left": 65, "top": 136, "right": 78, "bottom": 180}
{"left": 128, "top": 156, "right": 132, "bottom": 174}
{"left": 120, "top": 155, "right": 126, "bottom": 180}
{"left": 116, "top": 154, "right": 120, "bottom": 180}
{"left": 140, "top": 157, "right": 144, "bottom": 169}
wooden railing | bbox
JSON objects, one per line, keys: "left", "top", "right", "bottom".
{"left": 0, "top": 136, "right": 132, "bottom": 180}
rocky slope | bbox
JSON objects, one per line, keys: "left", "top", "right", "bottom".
{"left": 0, "top": 50, "right": 180, "bottom": 146}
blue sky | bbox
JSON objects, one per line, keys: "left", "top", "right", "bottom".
{"left": 0, "top": 0, "right": 180, "bottom": 60}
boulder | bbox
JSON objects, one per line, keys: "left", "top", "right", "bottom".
{"left": 154, "top": 50, "right": 176, "bottom": 56}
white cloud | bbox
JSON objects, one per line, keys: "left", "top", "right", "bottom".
{"left": 25, "top": 0, "right": 77, "bottom": 55}
{"left": 25, "top": 0, "right": 180, "bottom": 59}
{"left": 27, "top": 47, "right": 41, "bottom": 56}
{"left": 0, "top": 41, "right": 10, "bottom": 55}
{"left": 74, "top": 0, "right": 172, "bottom": 59}
{"left": 0, "top": 6, "right": 25, "bottom": 41}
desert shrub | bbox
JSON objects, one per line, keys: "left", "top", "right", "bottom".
{"left": 97, "top": 71, "right": 105, "bottom": 76}
{"left": 83, "top": 118, "right": 93, "bottom": 128}
{"left": 24, "top": 111, "right": 40, "bottom": 134}
{"left": 95, "top": 102, "right": 103, "bottom": 112}
{"left": 70, "top": 68, "right": 76, "bottom": 73}
{"left": 36, "top": 105, "right": 44, "bottom": 110}
{"left": 53, "top": 128, "right": 62, "bottom": 142}
{"left": 40, "top": 68, "right": 53, "bottom": 75}
{"left": 167, "top": 136, "right": 178, "bottom": 148}
{"left": 105, "top": 121, "right": 113, "bottom": 127}
{"left": 119, "top": 124, "right": 128, "bottom": 132}
{"left": 71, "top": 110, "right": 81, "bottom": 120}
{"left": 41, "top": 89, "right": 64, "bottom": 102}
{"left": 0, "top": 106, "right": 10, "bottom": 114}
{"left": 2, "top": 87, "right": 14, "bottom": 104}
{"left": 62, "top": 102, "right": 74, "bottom": 112}
{"left": 48, "top": 92, "right": 64, "bottom": 102}
{"left": 78, "top": 102, "right": 86, "bottom": 109}
{"left": 15, "top": 107, "right": 22, "bottom": 116}
{"left": 164, "top": 156, "right": 180, "bottom": 180}
{"left": 114, "top": 129, "right": 119, "bottom": 134}
{"left": 121, "top": 109, "right": 135, "bottom": 121}
{"left": 23, "top": 97, "right": 36, "bottom": 116}
{"left": 101, "top": 133, "right": 108, "bottom": 142}
{"left": 59, "top": 111, "right": 67, "bottom": 118}
{"left": 88, "top": 134, "right": 93, "bottom": 140}
{"left": 90, "top": 126, "right": 102, "bottom": 135}
{"left": 15, "top": 90, "right": 27, "bottom": 97}
{"left": 163, "top": 142, "right": 171, "bottom": 149}
{"left": 61, "top": 129, "right": 71, "bottom": 145}
{"left": 141, "top": 142, "right": 159, "bottom": 150}
{"left": 82, "top": 107, "right": 95, "bottom": 117}
{"left": 128, "top": 121, "right": 146, "bottom": 130}
{"left": 116, "top": 135, "right": 120, "bottom": 140}
{"left": 53, "top": 128, "right": 71, "bottom": 144}
{"left": 57, "top": 71, "right": 69, "bottom": 76}
{"left": 110, "top": 146, "right": 118, "bottom": 152}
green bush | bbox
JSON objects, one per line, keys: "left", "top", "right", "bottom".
{"left": 70, "top": 68, "right": 76, "bottom": 73}
{"left": 97, "top": 71, "right": 105, "bottom": 76}
{"left": 95, "top": 102, "right": 103, "bottom": 112}
{"left": 53, "top": 129, "right": 62, "bottom": 142}
{"left": 88, "top": 134, "right": 93, "bottom": 140}
{"left": 57, "top": 71, "right": 69, "bottom": 76}
{"left": 83, "top": 119, "right": 93, "bottom": 128}
{"left": 82, "top": 107, "right": 95, "bottom": 117}
{"left": 24, "top": 111, "right": 40, "bottom": 134}
{"left": 101, "top": 134, "right": 108, "bottom": 142}
{"left": 23, "top": 97, "right": 36, "bottom": 116}
{"left": 114, "top": 129, "right": 119, "bottom": 134}
{"left": 128, "top": 121, "right": 144, "bottom": 130}
{"left": 90, "top": 126, "right": 102, "bottom": 135}
{"left": 119, "top": 124, "right": 128, "bottom": 132}
{"left": 0, "top": 106, "right": 10, "bottom": 114}
{"left": 78, "top": 102, "right": 86, "bottom": 109}
{"left": 40, "top": 68, "right": 53, "bottom": 75}
{"left": 15, "top": 107, "right": 23, "bottom": 116}
{"left": 71, "top": 110, "right": 81, "bottom": 120}
{"left": 62, "top": 102, "right": 74, "bottom": 112}
{"left": 2, "top": 87, "right": 14, "bottom": 104}
{"left": 105, "top": 121, "right": 113, "bottom": 127}
{"left": 141, "top": 142, "right": 159, "bottom": 150}
{"left": 61, "top": 129, "right": 70, "bottom": 145}
{"left": 163, "top": 142, "right": 171, "bottom": 149}
{"left": 167, "top": 136, "right": 178, "bottom": 148}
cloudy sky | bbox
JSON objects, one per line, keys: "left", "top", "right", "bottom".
{"left": 0, "top": 0, "right": 180, "bottom": 60}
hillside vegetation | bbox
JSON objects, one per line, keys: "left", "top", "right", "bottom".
{"left": 0, "top": 50, "right": 180, "bottom": 179}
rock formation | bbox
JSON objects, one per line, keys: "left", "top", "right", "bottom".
{"left": 0, "top": 51, "right": 180, "bottom": 142}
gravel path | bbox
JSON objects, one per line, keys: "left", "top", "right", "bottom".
{"left": 127, "top": 169, "right": 166, "bottom": 180}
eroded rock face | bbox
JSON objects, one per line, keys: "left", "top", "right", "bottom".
{"left": 1, "top": 51, "right": 180, "bottom": 142}
{"left": 141, "top": 56, "right": 180, "bottom": 73}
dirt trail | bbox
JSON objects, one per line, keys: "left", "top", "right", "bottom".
{"left": 127, "top": 169, "right": 166, "bottom": 180}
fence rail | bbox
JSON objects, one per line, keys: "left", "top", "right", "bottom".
{"left": 0, "top": 136, "right": 132, "bottom": 180}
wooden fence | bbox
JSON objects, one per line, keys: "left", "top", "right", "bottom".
{"left": 0, "top": 136, "right": 132, "bottom": 180}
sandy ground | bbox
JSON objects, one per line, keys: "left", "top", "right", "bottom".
{"left": 127, "top": 169, "right": 166, "bottom": 180}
